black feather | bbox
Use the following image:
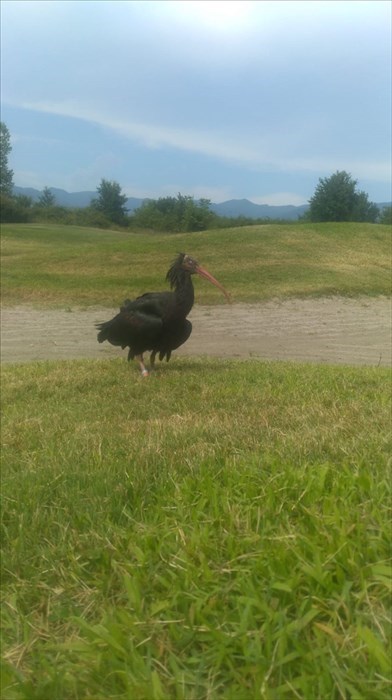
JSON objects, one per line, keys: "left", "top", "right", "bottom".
{"left": 96, "top": 254, "right": 194, "bottom": 366}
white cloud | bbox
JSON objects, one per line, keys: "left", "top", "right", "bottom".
{"left": 164, "top": 0, "right": 255, "bottom": 33}
{"left": 120, "top": 183, "right": 234, "bottom": 203}
{"left": 11, "top": 132, "right": 63, "bottom": 148}
{"left": 13, "top": 169, "right": 47, "bottom": 190}
{"left": 188, "top": 186, "right": 235, "bottom": 203}
{"left": 11, "top": 98, "right": 390, "bottom": 186}
{"left": 12, "top": 98, "right": 254, "bottom": 161}
{"left": 252, "top": 192, "right": 308, "bottom": 207}
{"left": 159, "top": 184, "right": 234, "bottom": 203}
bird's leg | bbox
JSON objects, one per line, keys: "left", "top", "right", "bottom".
{"left": 150, "top": 351, "right": 156, "bottom": 371}
{"left": 136, "top": 354, "right": 149, "bottom": 377}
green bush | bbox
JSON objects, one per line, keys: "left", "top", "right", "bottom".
{"left": 0, "top": 193, "right": 32, "bottom": 223}
{"left": 308, "top": 171, "right": 379, "bottom": 223}
{"left": 131, "top": 194, "right": 216, "bottom": 232}
{"left": 378, "top": 205, "right": 392, "bottom": 225}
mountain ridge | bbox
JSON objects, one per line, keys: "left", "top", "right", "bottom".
{"left": 12, "top": 186, "right": 390, "bottom": 221}
{"left": 12, "top": 186, "right": 309, "bottom": 220}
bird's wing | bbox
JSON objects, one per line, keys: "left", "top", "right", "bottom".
{"left": 157, "top": 319, "right": 193, "bottom": 361}
{"left": 122, "top": 292, "right": 174, "bottom": 318}
{"left": 96, "top": 306, "right": 163, "bottom": 349}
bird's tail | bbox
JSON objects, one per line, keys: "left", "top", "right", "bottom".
{"left": 96, "top": 319, "right": 116, "bottom": 344}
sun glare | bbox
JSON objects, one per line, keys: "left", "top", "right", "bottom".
{"left": 169, "top": 1, "right": 254, "bottom": 32}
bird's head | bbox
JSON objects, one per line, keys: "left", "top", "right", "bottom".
{"left": 167, "top": 253, "right": 231, "bottom": 302}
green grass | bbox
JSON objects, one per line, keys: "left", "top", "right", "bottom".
{"left": 1, "top": 358, "right": 391, "bottom": 699}
{"left": 1, "top": 222, "right": 390, "bottom": 307}
{"left": 1, "top": 221, "right": 391, "bottom": 696}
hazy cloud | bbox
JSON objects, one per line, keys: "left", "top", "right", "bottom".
{"left": 2, "top": 0, "right": 390, "bottom": 204}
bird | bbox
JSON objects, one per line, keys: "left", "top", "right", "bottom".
{"left": 96, "top": 253, "right": 230, "bottom": 376}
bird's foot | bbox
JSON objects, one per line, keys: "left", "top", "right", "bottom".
{"left": 136, "top": 355, "right": 149, "bottom": 377}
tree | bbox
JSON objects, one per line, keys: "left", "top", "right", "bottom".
{"left": 0, "top": 122, "right": 14, "bottom": 195}
{"left": 132, "top": 194, "right": 214, "bottom": 232}
{"left": 351, "top": 190, "right": 379, "bottom": 223}
{"left": 92, "top": 179, "right": 128, "bottom": 225}
{"left": 37, "top": 186, "right": 56, "bottom": 207}
{"left": 308, "top": 171, "right": 378, "bottom": 223}
{"left": 15, "top": 194, "right": 33, "bottom": 209}
{"left": 182, "top": 196, "right": 213, "bottom": 231}
{"left": 0, "top": 192, "right": 34, "bottom": 223}
{"left": 378, "top": 206, "right": 392, "bottom": 225}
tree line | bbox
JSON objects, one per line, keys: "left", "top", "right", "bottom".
{"left": 1, "top": 122, "right": 391, "bottom": 229}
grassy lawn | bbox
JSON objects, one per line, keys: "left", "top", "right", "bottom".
{"left": 1, "top": 222, "right": 391, "bottom": 697}
{"left": 1, "top": 222, "right": 390, "bottom": 307}
{"left": 1, "top": 358, "right": 391, "bottom": 699}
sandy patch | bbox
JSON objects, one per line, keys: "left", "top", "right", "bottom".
{"left": 1, "top": 297, "right": 390, "bottom": 367}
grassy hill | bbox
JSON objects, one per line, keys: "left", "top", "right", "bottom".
{"left": 1, "top": 222, "right": 390, "bottom": 307}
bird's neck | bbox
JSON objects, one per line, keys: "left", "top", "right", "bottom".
{"left": 174, "top": 274, "right": 194, "bottom": 317}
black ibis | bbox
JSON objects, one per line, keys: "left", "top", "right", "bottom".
{"left": 96, "top": 253, "right": 230, "bottom": 376}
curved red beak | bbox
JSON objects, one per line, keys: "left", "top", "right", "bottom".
{"left": 195, "top": 265, "right": 231, "bottom": 302}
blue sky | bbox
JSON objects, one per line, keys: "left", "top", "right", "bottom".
{"left": 1, "top": 0, "right": 391, "bottom": 204}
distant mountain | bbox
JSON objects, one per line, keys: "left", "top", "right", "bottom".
{"left": 13, "top": 186, "right": 146, "bottom": 212}
{"left": 47, "top": 188, "right": 97, "bottom": 208}
{"left": 12, "top": 186, "right": 391, "bottom": 221}
{"left": 209, "top": 198, "right": 309, "bottom": 220}
{"left": 12, "top": 186, "right": 309, "bottom": 219}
